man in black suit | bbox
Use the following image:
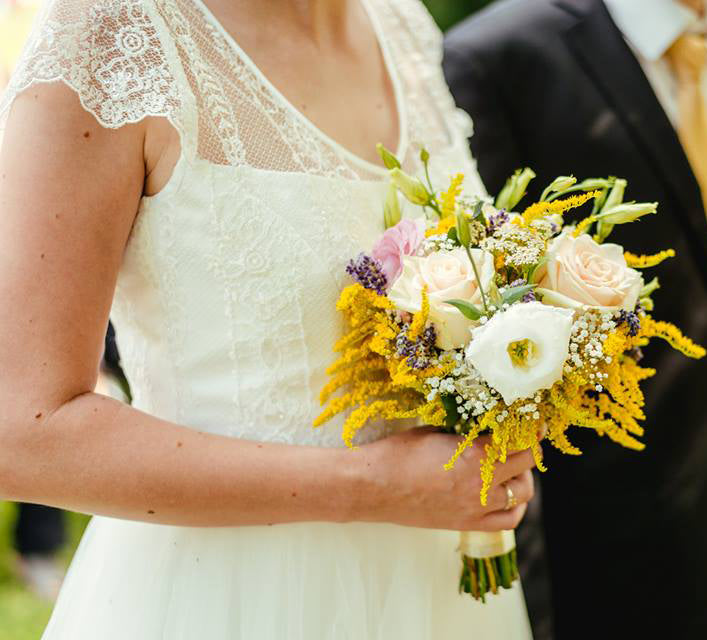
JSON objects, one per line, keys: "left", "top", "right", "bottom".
{"left": 444, "top": 1, "right": 707, "bottom": 638}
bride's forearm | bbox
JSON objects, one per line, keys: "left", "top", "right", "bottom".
{"left": 0, "top": 391, "right": 369, "bottom": 526}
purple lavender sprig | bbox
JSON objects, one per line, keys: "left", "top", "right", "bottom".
{"left": 617, "top": 309, "right": 641, "bottom": 337}
{"left": 509, "top": 278, "right": 537, "bottom": 303}
{"left": 487, "top": 208, "right": 509, "bottom": 235}
{"left": 395, "top": 324, "right": 437, "bottom": 369}
{"left": 346, "top": 253, "right": 387, "bottom": 295}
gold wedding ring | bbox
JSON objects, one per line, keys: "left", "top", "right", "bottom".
{"left": 503, "top": 482, "right": 518, "bottom": 511}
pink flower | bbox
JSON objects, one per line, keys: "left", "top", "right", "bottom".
{"left": 372, "top": 219, "right": 425, "bottom": 285}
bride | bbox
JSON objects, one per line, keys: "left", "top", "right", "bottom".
{"left": 0, "top": 0, "right": 536, "bottom": 637}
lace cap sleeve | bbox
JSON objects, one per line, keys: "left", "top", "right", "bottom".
{"left": 0, "top": 0, "right": 181, "bottom": 134}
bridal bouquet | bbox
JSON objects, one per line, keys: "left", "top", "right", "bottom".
{"left": 314, "top": 145, "right": 705, "bottom": 602}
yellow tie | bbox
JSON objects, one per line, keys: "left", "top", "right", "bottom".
{"left": 666, "top": 33, "right": 707, "bottom": 212}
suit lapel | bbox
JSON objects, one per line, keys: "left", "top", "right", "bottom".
{"left": 556, "top": 0, "right": 707, "bottom": 262}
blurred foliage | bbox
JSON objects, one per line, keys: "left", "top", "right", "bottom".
{"left": 422, "top": 0, "right": 496, "bottom": 30}
{"left": 0, "top": 502, "right": 89, "bottom": 640}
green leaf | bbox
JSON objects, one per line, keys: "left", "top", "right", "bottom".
{"left": 471, "top": 200, "right": 485, "bottom": 220}
{"left": 446, "top": 226, "right": 460, "bottom": 245}
{"left": 526, "top": 257, "right": 548, "bottom": 284}
{"left": 501, "top": 284, "right": 537, "bottom": 306}
{"left": 445, "top": 299, "right": 483, "bottom": 321}
{"left": 487, "top": 281, "right": 503, "bottom": 307}
{"left": 440, "top": 394, "right": 461, "bottom": 430}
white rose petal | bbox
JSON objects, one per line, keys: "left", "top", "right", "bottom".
{"left": 465, "top": 302, "right": 574, "bottom": 405}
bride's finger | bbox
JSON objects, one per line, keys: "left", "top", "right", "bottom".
{"left": 483, "top": 470, "right": 534, "bottom": 512}
{"left": 492, "top": 449, "right": 536, "bottom": 485}
{"left": 476, "top": 503, "right": 528, "bottom": 532}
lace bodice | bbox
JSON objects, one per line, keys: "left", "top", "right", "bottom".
{"left": 0, "top": 0, "right": 485, "bottom": 446}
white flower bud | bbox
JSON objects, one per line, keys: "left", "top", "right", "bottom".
{"left": 596, "top": 202, "right": 658, "bottom": 225}
{"left": 383, "top": 182, "right": 402, "bottom": 229}
{"left": 390, "top": 168, "right": 430, "bottom": 206}
{"left": 376, "top": 143, "right": 401, "bottom": 170}
{"left": 496, "top": 168, "right": 536, "bottom": 211}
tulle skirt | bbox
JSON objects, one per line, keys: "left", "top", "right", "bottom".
{"left": 43, "top": 516, "right": 532, "bottom": 639}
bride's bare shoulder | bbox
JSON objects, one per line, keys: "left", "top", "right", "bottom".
{"left": 3, "top": 81, "right": 147, "bottom": 209}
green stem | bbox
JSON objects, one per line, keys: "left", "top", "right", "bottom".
{"left": 461, "top": 550, "right": 519, "bottom": 601}
{"left": 424, "top": 162, "right": 435, "bottom": 196}
{"left": 469, "top": 558, "right": 479, "bottom": 599}
{"left": 428, "top": 199, "right": 443, "bottom": 219}
{"left": 464, "top": 244, "right": 489, "bottom": 313}
{"left": 475, "top": 558, "right": 487, "bottom": 604}
{"left": 498, "top": 553, "right": 512, "bottom": 588}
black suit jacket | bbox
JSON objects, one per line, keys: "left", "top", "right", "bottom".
{"left": 444, "top": 1, "right": 707, "bottom": 637}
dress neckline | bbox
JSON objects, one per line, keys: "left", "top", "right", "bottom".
{"left": 189, "top": 0, "right": 408, "bottom": 177}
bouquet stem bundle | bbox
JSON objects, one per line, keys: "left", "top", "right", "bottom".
{"left": 458, "top": 531, "right": 519, "bottom": 602}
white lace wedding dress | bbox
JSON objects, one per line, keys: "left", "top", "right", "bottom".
{"left": 0, "top": 0, "right": 532, "bottom": 637}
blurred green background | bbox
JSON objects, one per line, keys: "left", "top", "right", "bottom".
{"left": 0, "top": 1, "right": 493, "bottom": 639}
{"left": 423, "top": 0, "right": 495, "bottom": 30}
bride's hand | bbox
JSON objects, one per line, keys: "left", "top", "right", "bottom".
{"left": 356, "top": 427, "right": 535, "bottom": 532}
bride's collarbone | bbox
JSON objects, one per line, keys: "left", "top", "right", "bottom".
{"left": 194, "top": 1, "right": 401, "bottom": 167}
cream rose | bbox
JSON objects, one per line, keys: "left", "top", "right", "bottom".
{"left": 538, "top": 231, "right": 643, "bottom": 311}
{"left": 388, "top": 248, "right": 495, "bottom": 350}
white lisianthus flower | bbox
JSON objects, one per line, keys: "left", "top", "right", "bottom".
{"left": 388, "top": 248, "right": 495, "bottom": 350}
{"left": 465, "top": 302, "right": 574, "bottom": 405}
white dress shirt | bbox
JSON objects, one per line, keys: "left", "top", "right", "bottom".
{"left": 603, "top": 0, "right": 707, "bottom": 126}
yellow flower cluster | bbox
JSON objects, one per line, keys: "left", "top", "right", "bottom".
{"left": 444, "top": 407, "right": 545, "bottom": 504}
{"left": 624, "top": 249, "right": 676, "bottom": 268}
{"left": 640, "top": 316, "right": 706, "bottom": 358}
{"left": 315, "top": 160, "right": 706, "bottom": 508}
{"left": 521, "top": 191, "right": 600, "bottom": 227}
{"left": 425, "top": 216, "right": 456, "bottom": 238}
{"left": 408, "top": 287, "right": 429, "bottom": 341}
{"left": 440, "top": 173, "right": 465, "bottom": 219}
{"left": 315, "top": 281, "right": 704, "bottom": 504}
{"left": 314, "top": 284, "right": 448, "bottom": 447}
{"left": 572, "top": 214, "right": 599, "bottom": 237}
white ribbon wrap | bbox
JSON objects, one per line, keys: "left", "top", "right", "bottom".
{"left": 459, "top": 530, "right": 516, "bottom": 558}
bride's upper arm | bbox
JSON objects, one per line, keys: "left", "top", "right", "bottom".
{"left": 0, "top": 82, "right": 145, "bottom": 416}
